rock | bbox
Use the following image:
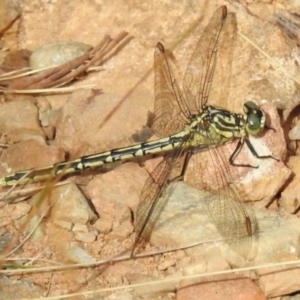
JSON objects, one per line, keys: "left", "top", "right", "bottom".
{"left": 0, "top": 0, "right": 21, "bottom": 34}
{"left": 64, "top": 246, "right": 97, "bottom": 264}
{"left": 0, "top": 139, "right": 65, "bottom": 178}
{"left": 0, "top": 202, "right": 31, "bottom": 227}
{"left": 258, "top": 255, "right": 300, "bottom": 297}
{"left": 52, "top": 220, "right": 72, "bottom": 230}
{"left": 279, "top": 155, "right": 300, "bottom": 213}
{"left": 139, "top": 182, "right": 300, "bottom": 269}
{"left": 74, "top": 231, "right": 96, "bottom": 243}
{"left": 86, "top": 162, "right": 148, "bottom": 213}
{"left": 0, "top": 99, "right": 45, "bottom": 143}
{"left": 107, "top": 221, "right": 134, "bottom": 241}
{"left": 0, "top": 276, "right": 45, "bottom": 299}
{"left": 50, "top": 183, "right": 97, "bottom": 225}
{"left": 54, "top": 91, "right": 148, "bottom": 158}
{"left": 104, "top": 290, "right": 134, "bottom": 300}
{"left": 157, "top": 258, "right": 177, "bottom": 271}
{"left": 72, "top": 223, "right": 88, "bottom": 233}
{"left": 126, "top": 273, "right": 177, "bottom": 297}
{"left": 29, "top": 41, "right": 92, "bottom": 69}
{"left": 93, "top": 218, "right": 113, "bottom": 234}
{"left": 177, "top": 277, "right": 266, "bottom": 300}
{"left": 0, "top": 233, "right": 18, "bottom": 254}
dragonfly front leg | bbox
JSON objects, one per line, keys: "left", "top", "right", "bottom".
{"left": 229, "top": 137, "right": 279, "bottom": 168}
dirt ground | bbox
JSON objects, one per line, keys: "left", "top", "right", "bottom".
{"left": 0, "top": 0, "right": 300, "bottom": 299}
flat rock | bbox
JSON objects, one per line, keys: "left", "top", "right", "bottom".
{"left": 140, "top": 182, "right": 300, "bottom": 268}
{"left": 177, "top": 277, "right": 266, "bottom": 300}
{"left": 86, "top": 162, "right": 148, "bottom": 217}
{"left": 0, "top": 139, "right": 65, "bottom": 178}
{"left": 50, "top": 183, "right": 97, "bottom": 225}
{"left": 0, "top": 99, "right": 45, "bottom": 143}
{"left": 54, "top": 91, "right": 148, "bottom": 158}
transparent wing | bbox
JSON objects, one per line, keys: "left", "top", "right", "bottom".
{"left": 152, "top": 43, "right": 190, "bottom": 138}
{"left": 132, "top": 138, "right": 189, "bottom": 255}
{"left": 191, "top": 139, "right": 259, "bottom": 260}
{"left": 183, "top": 6, "right": 237, "bottom": 113}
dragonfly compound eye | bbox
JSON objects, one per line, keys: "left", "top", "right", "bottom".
{"left": 246, "top": 113, "right": 263, "bottom": 135}
{"left": 243, "top": 101, "right": 258, "bottom": 114}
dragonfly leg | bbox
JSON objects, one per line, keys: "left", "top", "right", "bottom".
{"left": 169, "top": 151, "right": 192, "bottom": 183}
{"left": 230, "top": 137, "right": 279, "bottom": 168}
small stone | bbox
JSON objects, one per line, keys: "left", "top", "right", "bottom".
{"left": 178, "top": 277, "right": 265, "bottom": 300}
{"left": 0, "top": 233, "right": 18, "bottom": 254}
{"left": 279, "top": 155, "right": 300, "bottom": 213}
{"left": 258, "top": 258, "right": 300, "bottom": 297}
{"left": 65, "top": 246, "right": 97, "bottom": 264}
{"left": 127, "top": 274, "right": 176, "bottom": 296}
{"left": 183, "top": 260, "right": 207, "bottom": 276}
{"left": 0, "top": 276, "right": 44, "bottom": 299}
{"left": 50, "top": 183, "right": 97, "bottom": 225}
{"left": 177, "top": 256, "right": 191, "bottom": 269}
{"left": 53, "top": 220, "right": 72, "bottom": 230}
{"left": 93, "top": 218, "right": 113, "bottom": 234}
{"left": 74, "top": 232, "right": 96, "bottom": 243}
{"left": 0, "top": 202, "right": 31, "bottom": 227}
{"left": 72, "top": 223, "right": 88, "bottom": 233}
{"left": 0, "top": 139, "right": 65, "bottom": 178}
{"left": 289, "top": 125, "right": 300, "bottom": 140}
{"left": 157, "top": 258, "right": 177, "bottom": 271}
{"left": 29, "top": 41, "right": 92, "bottom": 69}
{"left": 0, "top": 99, "right": 45, "bottom": 143}
{"left": 175, "top": 250, "right": 186, "bottom": 260}
{"left": 107, "top": 221, "right": 134, "bottom": 241}
{"left": 115, "top": 206, "right": 132, "bottom": 224}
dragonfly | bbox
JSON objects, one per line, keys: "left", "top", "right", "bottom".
{"left": 0, "top": 6, "right": 276, "bottom": 259}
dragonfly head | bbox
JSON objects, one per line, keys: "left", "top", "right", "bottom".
{"left": 244, "top": 101, "right": 266, "bottom": 136}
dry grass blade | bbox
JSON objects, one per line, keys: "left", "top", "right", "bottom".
{"left": 0, "top": 31, "right": 129, "bottom": 91}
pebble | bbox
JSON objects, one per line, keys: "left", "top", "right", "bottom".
{"left": 0, "top": 202, "right": 31, "bottom": 227}
{"left": 0, "top": 276, "right": 44, "bottom": 299}
{"left": 52, "top": 220, "right": 72, "bottom": 230}
{"left": 0, "top": 233, "right": 17, "bottom": 254}
{"left": 177, "top": 277, "right": 266, "bottom": 300}
{"left": 157, "top": 258, "right": 177, "bottom": 271}
{"left": 0, "top": 99, "right": 45, "bottom": 143}
{"left": 0, "top": 139, "right": 65, "bottom": 178}
{"left": 72, "top": 223, "right": 88, "bottom": 233}
{"left": 65, "top": 246, "right": 97, "bottom": 264}
{"left": 289, "top": 125, "right": 300, "bottom": 140}
{"left": 107, "top": 221, "right": 134, "bottom": 241}
{"left": 126, "top": 274, "right": 176, "bottom": 296}
{"left": 50, "top": 183, "right": 97, "bottom": 225}
{"left": 258, "top": 254, "right": 300, "bottom": 297}
{"left": 74, "top": 232, "right": 96, "bottom": 243}
{"left": 93, "top": 218, "right": 113, "bottom": 234}
{"left": 29, "top": 41, "right": 92, "bottom": 69}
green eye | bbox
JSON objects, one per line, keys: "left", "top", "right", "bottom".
{"left": 244, "top": 101, "right": 266, "bottom": 135}
{"left": 246, "top": 113, "right": 262, "bottom": 135}
{"left": 243, "top": 101, "right": 258, "bottom": 113}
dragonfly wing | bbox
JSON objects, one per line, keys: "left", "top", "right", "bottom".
{"left": 183, "top": 6, "right": 237, "bottom": 112}
{"left": 152, "top": 43, "right": 190, "bottom": 138}
{"left": 191, "top": 143, "right": 259, "bottom": 261}
{"left": 132, "top": 137, "right": 189, "bottom": 255}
